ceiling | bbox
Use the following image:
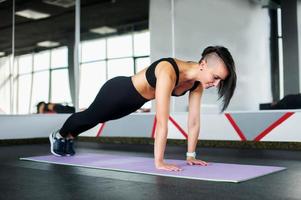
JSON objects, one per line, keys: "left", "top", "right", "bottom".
{"left": 0, "top": 0, "right": 149, "bottom": 56}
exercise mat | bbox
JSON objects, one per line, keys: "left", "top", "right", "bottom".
{"left": 20, "top": 153, "right": 286, "bottom": 183}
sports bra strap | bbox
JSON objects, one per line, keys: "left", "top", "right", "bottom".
{"left": 145, "top": 58, "right": 179, "bottom": 88}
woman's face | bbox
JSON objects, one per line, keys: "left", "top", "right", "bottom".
{"left": 199, "top": 56, "right": 228, "bottom": 89}
{"left": 38, "top": 103, "right": 45, "bottom": 113}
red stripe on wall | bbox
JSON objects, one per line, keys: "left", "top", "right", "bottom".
{"left": 254, "top": 112, "right": 294, "bottom": 141}
{"left": 96, "top": 123, "right": 106, "bottom": 137}
{"left": 169, "top": 116, "right": 188, "bottom": 139}
{"left": 225, "top": 113, "right": 247, "bottom": 141}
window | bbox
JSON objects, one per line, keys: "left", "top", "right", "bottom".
{"left": 13, "top": 73, "right": 18, "bottom": 114}
{"left": 0, "top": 57, "right": 10, "bottom": 80}
{"left": 134, "top": 31, "right": 150, "bottom": 56}
{"left": 0, "top": 56, "right": 11, "bottom": 113}
{"left": 14, "top": 47, "right": 70, "bottom": 113}
{"left": 18, "top": 54, "right": 32, "bottom": 74}
{"left": 81, "top": 39, "right": 106, "bottom": 62}
{"left": 0, "top": 79, "right": 10, "bottom": 114}
{"left": 107, "top": 58, "right": 134, "bottom": 79}
{"left": 18, "top": 74, "right": 32, "bottom": 114}
{"left": 79, "top": 61, "right": 106, "bottom": 108}
{"left": 135, "top": 57, "right": 150, "bottom": 73}
{"left": 51, "top": 47, "right": 68, "bottom": 69}
{"left": 31, "top": 71, "right": 49, "bottom": 113}
{"left": 34, "top": 51, "right": 50, "bottom": 71}
{"left": 79, "top": 30, "right": 151, "bottom": 110}
{"left": 51, "top": 69, "right": 71, "bottom": 103}
{"left": 107, "top": 34, "right": 133, "bottom": 58}
{"left": 0, "top": 30, "right": 150, "bottom": 114}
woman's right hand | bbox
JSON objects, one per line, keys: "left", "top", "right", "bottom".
{"left": 155, "top": 161, "right": 182, "bottom": 171}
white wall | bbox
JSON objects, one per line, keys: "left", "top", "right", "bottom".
{"left": 150, "top": 0, "right": 272, "bottom": 112}
{"left": 2, "top": 111, "right": 301, "bottom": 142}
{"left": 0, "top": 114, "right": 70, "bottom": 139}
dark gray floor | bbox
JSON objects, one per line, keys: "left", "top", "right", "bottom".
{"left": 1, "top": 141, "right": 301, "bottom": 200}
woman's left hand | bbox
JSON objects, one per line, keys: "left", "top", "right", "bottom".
{"left": 186, "top": 157, "right": 208, "bottom": 166}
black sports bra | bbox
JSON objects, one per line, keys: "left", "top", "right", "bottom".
{"left": 145, "top": 58, "right": 200, "bottom": 96}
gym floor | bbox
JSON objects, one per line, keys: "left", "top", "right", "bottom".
{"left": 1, "top": 141, "right": 301, "bottom": 200}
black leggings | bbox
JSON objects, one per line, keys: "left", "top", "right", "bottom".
{"left": 59, "top": 76, "right": 149, "bottom": 137}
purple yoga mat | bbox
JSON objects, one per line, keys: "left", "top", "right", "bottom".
{"left": 20, "top": 153, "right": 285, "bottom": 183}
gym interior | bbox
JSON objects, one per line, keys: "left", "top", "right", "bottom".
{"left": 1, "top": 0, "right": 301, "bottom": 199}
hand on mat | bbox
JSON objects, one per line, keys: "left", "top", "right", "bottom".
{"left": 186, "top": 157, "right": 208, "bottom": 166}
{"left": 155, "top": 162, "right": 182, "bottom": 171}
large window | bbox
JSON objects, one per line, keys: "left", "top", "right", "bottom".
{"left": 14, "top": 47, "right": 70, "bottom": 114}
{"left": 79, "top": 30, "right": 151, "bottom": 109}
{"left": 0, "top": 30, "right": 150, "bottom": 114}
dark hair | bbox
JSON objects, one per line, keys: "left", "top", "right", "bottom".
{"left": 36, "top": 101, "right": 46, "bottom": 113}
{"left": 199, "top": 46, "right": 237, "bottom": 112}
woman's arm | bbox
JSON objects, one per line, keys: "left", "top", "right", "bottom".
{"left": 154, "top": 61, "right": 182, "bottom": 171}
{"left": 187, "top": 85, "right": 208, "bottom": 166}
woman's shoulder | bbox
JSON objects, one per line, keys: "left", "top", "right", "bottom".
{"left": 155, "top": 59, "right": 177, "bottom": 75}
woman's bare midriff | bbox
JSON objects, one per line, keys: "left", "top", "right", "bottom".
{"left": 131, "top": 68, "right": 155, "bottom": 100}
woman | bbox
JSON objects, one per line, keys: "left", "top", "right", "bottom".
{"left": 49, "top": 46, "right": 237, "bottom": 171}
{"left": 37, "top": 101, "right": 75, "bottom": 114}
